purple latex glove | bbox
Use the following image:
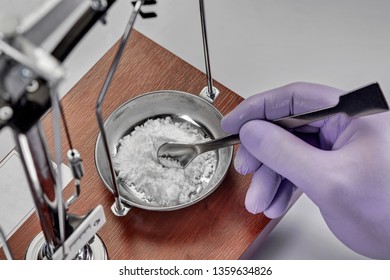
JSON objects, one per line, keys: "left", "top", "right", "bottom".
{"left": 221, "top": 82, "right": 390, "bottom": 259}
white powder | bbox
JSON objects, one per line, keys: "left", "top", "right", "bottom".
{"left": 158, "top": 156, "right": 183, "bottom": 169}
{"left": 113, "top": 117, "right": 217, "bottom": 207}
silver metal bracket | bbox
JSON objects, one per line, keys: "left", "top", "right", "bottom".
{"left": 0, "top": 37, "right": 65, "bottom": 85}
{"left": 200, "top": 86, "right": 220, "bottom": 103}
{"left": 65, "top": 149, "right": 83, "bottom": 207}
{"left": 51, "top": 205, "right": 107, "bottom": 260}
{"left": 111, "top": 200, "right": 131, "bottom": 217}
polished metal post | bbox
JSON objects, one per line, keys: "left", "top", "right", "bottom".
{"left": 96, "top": 0, "right": 144, "bottom": 216}
{"left": 199, "top": 0, "right": 219, "bottom": 103}
{"left": 14, "top": 123, "right": 65, "bottom": 257}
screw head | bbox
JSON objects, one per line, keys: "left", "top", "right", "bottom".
{"left": 21, "top": 68, "right": 33, "bottom": 79}
{"left": 26, "top": 80, "right": 39, "bottom": 92}
{"left": 0, "top": 106, "right": 13, "bottom": 121}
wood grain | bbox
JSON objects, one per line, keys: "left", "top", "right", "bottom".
{"left": 1, "top": 31, "right": 270, "bottom": 260}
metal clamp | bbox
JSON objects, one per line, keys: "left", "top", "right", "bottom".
{"left": 65, "top": 149, "right": 84, "bottom": 207}
{"left": 0, "top": 37, "right": 65, "bottom": 85}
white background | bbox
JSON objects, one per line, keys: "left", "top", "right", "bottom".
{"left": 2, "top": 0, "right": 390, "bottom": 259}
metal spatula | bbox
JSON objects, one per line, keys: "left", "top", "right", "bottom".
{"left": 158, "top": 82, "right": 389, "bottom": 168}
{"left": 273, "top": 82, "right": 389, "bottom": 128}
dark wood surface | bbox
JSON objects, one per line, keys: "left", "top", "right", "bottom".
{"left": 1, "top": 31, "right": 270, "bottom": 260}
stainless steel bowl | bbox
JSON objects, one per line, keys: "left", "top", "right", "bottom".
{"left": 94, "top": 90, "right": 233, "bottom": 211}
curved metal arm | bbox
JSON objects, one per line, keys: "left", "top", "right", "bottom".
{"left": 0, "top": 0, "right": 121, "bottom": 260}
{"left": 95, "top": 0, "right": 144, "bottom": 216}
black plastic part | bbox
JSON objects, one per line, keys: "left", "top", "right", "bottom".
{"left": 3, "top": 79, "right": 52, "bottom": 133}
{"left": 132, "top": 0, "right": 157, "bottom": 18}
{"left": 52, "top": 0, "right": 117, "bottom": 62}
{"left": 139, "top": 11, "right": 157, "bottom": 18}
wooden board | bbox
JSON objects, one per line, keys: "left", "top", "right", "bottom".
{"left": 1, "top": 31, "right": 270, "bottom": 260}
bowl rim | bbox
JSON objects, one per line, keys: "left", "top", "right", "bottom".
{"left": 94, "top": 89, "right": 233, "bottom": 211}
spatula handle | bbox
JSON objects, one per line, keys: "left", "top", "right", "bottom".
{"left": 272, "top": 106, "right": 339, "bottom": 129}
{"left": 272, "top": 83, "right": 388, "bottom": 129}
{"left": 196, "top": 134, "right": 241, "bottom": 154}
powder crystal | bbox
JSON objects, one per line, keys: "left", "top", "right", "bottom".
{"left": 113, "top": 117, "right": 217, "bottom": 206}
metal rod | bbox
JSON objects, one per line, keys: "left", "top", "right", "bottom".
{"left": 0, "top": 227, "right": 13, "bottom": 260}
{"left": 14, "top": 123, "right": 67, "bottom": 256}
{"left": 199, "top": 0, "right": 214, "bottom": 98}
{"left": 96, "top": 0, "right": 144, "bottom": 216}
{"left": 50, "top": 87, "right": 66, "bottom": 259}
{"left": 23, "top": 0, "right": 82, "bottom": 47}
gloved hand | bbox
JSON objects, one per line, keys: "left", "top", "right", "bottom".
{"left": 221, "top": 82, "right": 390, "bottom": 259}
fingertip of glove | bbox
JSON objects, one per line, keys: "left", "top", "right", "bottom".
{"left": 221, "top": 115, "right": 238, "bottom": 134}
{"left": 263, "top": 181, "right": 294, "bottom": 219}
{"left": 263, "top": 207, "right": 286, "bottom": 219}
{"left": 245, "top": 203, "right": 268, "bottom": 215}
{"left": 234, "top": 160, "right": 251, "bottom": 175}
{"left": 239, "top": 120, "right": 268, "bottom": 148}
{"left": 233, "top": 152, "right": 261, "bottom": 175}
{"left": 245, "top": 195, "right": 268, "bottom": 215}
{"left": 245, "top": 204, "right": 261, "bottom": 215}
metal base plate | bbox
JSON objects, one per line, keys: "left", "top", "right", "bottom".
{"left": 25, "top": 232, "right": 108, "bottom": 260}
